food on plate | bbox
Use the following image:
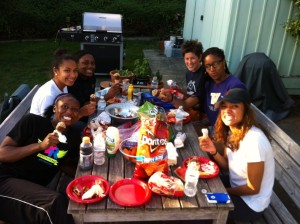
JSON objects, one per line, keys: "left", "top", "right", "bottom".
{"left": 90, "top": 94, "right": 99, "bottom": 105}
{"left": 113, "top": 107, "right": 137, "bottom": 118}
{"left": 200, "top": 161, "right": 217, "bottom": 175}
{"left": 82, "top": 184, "right": 106, "bottom": 200}
{"left": 72, "top": 185, "right": 89, "bottom": 197}
{"left": 55, "top": 121, "right": 66, "bottom": 133}
{"left": 148, "top": 171, "right": 184, "bottom": 197}
{"left": 175, "top": 157, "right": 219, "bottom": 180}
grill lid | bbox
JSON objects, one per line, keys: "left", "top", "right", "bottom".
{"left": 82, "top": 12, "right": 122, "bottom": 33}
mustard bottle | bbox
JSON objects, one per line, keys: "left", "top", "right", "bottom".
{"left": 128, "top": 84, "right": 134, "bottom": 101}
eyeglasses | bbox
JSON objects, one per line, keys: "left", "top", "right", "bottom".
{"left": 204, "top": 60, "right": 223, "bottom": 70}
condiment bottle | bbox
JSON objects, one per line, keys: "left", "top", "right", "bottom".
{"left": 127, "top": 84, "right": 134, "bottom": 101}
{"left": 105, "top": 127, "right": 120, "bottom": 158}
{"left": 79, "top": 136, "right": 93, "bottom": 170}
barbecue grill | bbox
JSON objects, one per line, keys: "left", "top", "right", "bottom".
{"left": 59, "top": 12, "right": 124, "bottom": 75}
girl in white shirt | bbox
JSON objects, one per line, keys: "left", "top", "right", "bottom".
{"left": 30, "top": 49, "right": 78, "bottom": 116}
{"left": 199, "top": 88, "right": 275, "bottom": 222}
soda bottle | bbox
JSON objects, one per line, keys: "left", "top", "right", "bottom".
{"left": 79, "top": 136, "right": 93, "bottom": 170}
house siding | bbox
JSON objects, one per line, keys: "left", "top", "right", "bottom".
{"left": 183, "top": 0, "right": 300, "bottom": 94}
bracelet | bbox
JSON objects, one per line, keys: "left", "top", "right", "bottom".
{"left": 210, "top": 151, "right": 218, "bottom": 156}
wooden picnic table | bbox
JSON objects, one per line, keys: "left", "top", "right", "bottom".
{"left": 67, "top": 119, "right": 234, "bottom": 224}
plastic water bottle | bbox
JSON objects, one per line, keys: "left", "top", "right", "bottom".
{"left": 184, "top": 162, "right": 200, "bottom": 197}
{"left": 97, "top": 96, "right": 106, "bottom": 112}
{"left": 151, "top": 76, "right": 158, "bottom": 90}
{"left": 93, "top": 134, "right": 106, "bottom": 165}
{"left": 79, "top": 137, "right": 93, "bottom": 170}
{"left": 175, "top": 106, "right": 184, "bottom": 131}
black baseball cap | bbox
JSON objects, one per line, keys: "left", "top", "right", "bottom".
{"left": 214, "top": 88, "right": 251, "bottom": 109}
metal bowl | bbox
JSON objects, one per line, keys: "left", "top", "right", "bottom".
{"left": 105, "top": 103, "right": 139, "bottom": 124}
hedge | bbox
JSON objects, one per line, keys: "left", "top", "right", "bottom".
{"left": 0, "top": 0, "right": 185, "bottom": 40}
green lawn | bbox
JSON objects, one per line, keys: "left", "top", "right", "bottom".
{"left": 0, "top": 39, "right": 158, "bottom": 101}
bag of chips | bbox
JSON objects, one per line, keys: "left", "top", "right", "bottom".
{"left": 133, "top": 102, "right": 169, "bottom": 179}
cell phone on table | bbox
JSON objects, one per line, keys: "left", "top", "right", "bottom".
{"left": 205, "top": 193, "right": 231, "bottom": 204}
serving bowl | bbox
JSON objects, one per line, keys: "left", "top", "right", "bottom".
{"left": 105, "top": 103, "right": 139, "bottom": 124}
{"left": 119, "top": 137, "right": 139, "bottom": 163}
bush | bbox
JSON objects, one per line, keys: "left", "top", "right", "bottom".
{"left": 284, "top": 0, "right": 300, "bottom": 44}
{"left": 0, "top": 0, "right": 185, "bottom": 40}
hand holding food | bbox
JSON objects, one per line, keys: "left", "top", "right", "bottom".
{"left": 90, "top": 94, "right": 99, "bottom": 105}
{"left": 106, "top": 83, "right": 121, "bottom": 100}
{"left": 53, "top": 122, "right": 67, "bottom": 143}
{"left": 152, "top": 89, "right": 173, "bottom": 102}
{"left": 198, "top": 134, "right": 216, "bottom": 155}
{"left": 55, "top": 122, "right": 66, "bottom": 133}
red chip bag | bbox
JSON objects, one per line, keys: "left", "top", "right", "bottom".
{"left": 133, "top": 115, "right": 169, "bottom": 179}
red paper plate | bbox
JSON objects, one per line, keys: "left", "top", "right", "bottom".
{"left": 66, "top": 175, "right": 109, "bottom": 204}
{"left": 109, "top": 178, "right": 152, "bottom": 206}
{"left": 182, "top": 156, "right": 220, "bottom": 179}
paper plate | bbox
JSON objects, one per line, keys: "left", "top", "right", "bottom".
{"left": 182, "top": 156, "right": 220, "bottom": 179}
{"left": 66, "top": 175, "right": 109, "bottom": 204}
{"left": 109, "top": 178, "right": 152, "bottom": 206}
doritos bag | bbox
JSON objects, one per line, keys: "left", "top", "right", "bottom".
{"left": 134, "top": 102, "right": 169, "bottom": 179}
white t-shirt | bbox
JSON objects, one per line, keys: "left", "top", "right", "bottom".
{"left": 226, "top": 126, "right": 275, "bottom": 212}
{"left": 30, "top": 79, "right": 68, "bottom": 116}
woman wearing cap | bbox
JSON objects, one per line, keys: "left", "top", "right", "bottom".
{"left": 199, "top": 88, "right": 275, "bottom": 222}
{"left": 0, "top": 93, "right": 81, "bottom": 224}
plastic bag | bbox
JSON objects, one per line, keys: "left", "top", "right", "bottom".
{"left": 133, "top": 112, "right": 169, "bottom": 179}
